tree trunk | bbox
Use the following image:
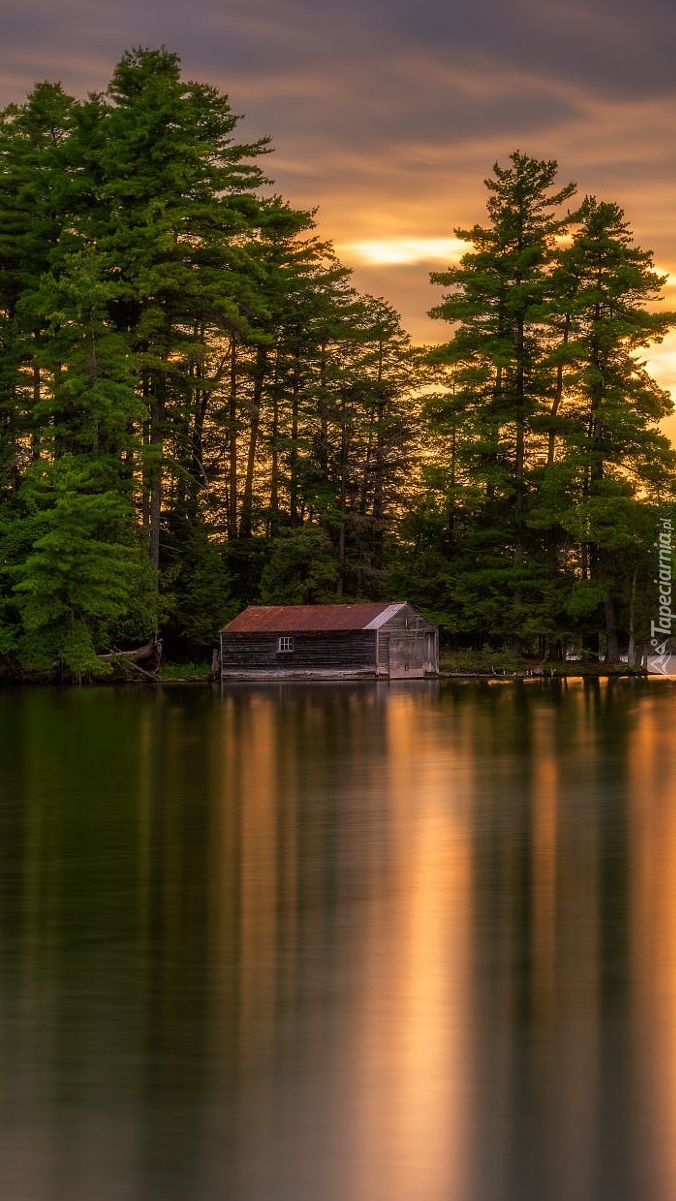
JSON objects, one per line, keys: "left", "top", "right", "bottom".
{"left": 627, "top": 568, "right": 638, "bottom": 667}
{"left": 336, "top": 393, "right": 349, "bottom": 595}
{"left": 98, "top": 635, "right": 162, "bottom": 677}
{"left": 227, "top": 337, "right": 238, "bottom": 540}
{"left": 604, "top": 592, "right": 620, "bottom": 663}
{"left": 269, "top": 348, "right": 281, "bottom": 533}
{"left": 371, "top": 396, "right": 386, "bottom": 577}
{"left": 239, "top": 345, "right": 268, "bottom": 539}
{"left": 289, "top": 347, "right": 300, "bottom": 528}
{"left": 31, "top": 364, "right": 42, "bottom": 460}
{"left": 190, "top": 390, "right": 210, "bottom": 491}
{"left": 149, "top": 396, "right": 164, "bottom": 581}
{"left": 547, "top": 314, "right": 570, "bottom": 465}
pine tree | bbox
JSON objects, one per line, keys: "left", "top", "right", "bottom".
{"left": 83, "top": 48, "right": 272, "bottom": 578}
{"left": 552, "top": 196, "right": 676, "bottom": 659}
{"left": 0, "top": 82, "right": 77, "bottom": 494}
{"left": 8, "top": 457, "right": 157, "bottom": 677}
{"left": 429, "top": 152, "right": 577, "bottom": 647}
{"left": 0, "top": 51, "right": 429, "bottom": 667}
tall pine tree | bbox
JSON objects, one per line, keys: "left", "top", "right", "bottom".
{"left": 429, "top": 152, "right": 577, "bottom": 648}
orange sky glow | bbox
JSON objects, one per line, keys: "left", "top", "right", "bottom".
{"left": 4, "top": 0, "right": 676, "bottom": 437}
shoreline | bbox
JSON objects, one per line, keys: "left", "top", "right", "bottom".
{"left": 0, "top": 668, "right": 662, "bottom": 687}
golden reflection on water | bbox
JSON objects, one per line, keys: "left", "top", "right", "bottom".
{"left": 201, "top": 683, "right": 611, "bottom": 1200}
{"left": 345, "top": 691, "right": 472, "bottom": 1201}
{"left": 6, "top": 682, "right": 676, "bottom": 1200}
{"left": 535, "top": 698, "right": 600, "bottom": 1201}
{"left": 186, "top": 681, "right": 676, "bottom": 1201}
{"left": 628, "top": 688, "right": 676, "bottom": 1199}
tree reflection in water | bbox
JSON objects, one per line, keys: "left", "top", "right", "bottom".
{"left": 0, "top": 679, "right": 674, "bottom": 1201}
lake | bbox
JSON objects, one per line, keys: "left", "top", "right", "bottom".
{"left": 1, "top": 678, "right": 676, "bottom": 1201}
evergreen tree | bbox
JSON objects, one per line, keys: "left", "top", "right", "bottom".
{"left": 89, "top": 47, "right": 272, "bottom": 579}
{"left": 552, "top": 196, "right": 676, "bottom": 659}
{"left": 13, "top": 55, "right": 673, "bottom": 673}
{"left": 8, "top": 457, "right": 156, "bottom": 677}
{"left": 0, "top": 82, "right": 77, "bottom": 494}
{"left": 423, "top": 155, "right": 676, "bottom": 658}
{"left": 430, "top": 152, "right": 577, "bottom": 647}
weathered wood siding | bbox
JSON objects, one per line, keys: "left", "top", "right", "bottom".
{"left": 376, "top": 604, "right": 439, "bottom": 677}
{"left": 221, "top": 630, "right": 378, "bottom": 678}
{"left": 382, "top": 603, "right": 436, "bottom": 632}
{"left": 376, "top": 631, "right": 389, "bottom": 674}
{"left": 386, "top": 633, "right": 436, "bottom": 678}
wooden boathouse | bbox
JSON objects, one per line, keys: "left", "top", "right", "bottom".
{"left": 218, "top": 602, "right": 438, "bottom": 680}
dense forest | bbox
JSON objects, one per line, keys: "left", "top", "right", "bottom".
{"left": 0, "top": 47, "right": 674, "bottom": 678}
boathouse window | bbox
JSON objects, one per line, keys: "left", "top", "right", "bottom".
{"left": 277, "top": 636, "right": 294, "bottom": 653}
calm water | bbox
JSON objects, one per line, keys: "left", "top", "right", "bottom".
{"left": 1, "top": 678, "right": 676, "bottom": 1200}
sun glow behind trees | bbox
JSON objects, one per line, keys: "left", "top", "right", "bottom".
{"left": 339, "top": 238, "right": 467, "bottom": 266}
{"left": 339, "top": 241, "right": 676, "bottom": 443}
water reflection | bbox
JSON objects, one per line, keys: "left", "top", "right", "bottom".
{"left": 1, "top": 680, "right": 676, "bottom": 1199}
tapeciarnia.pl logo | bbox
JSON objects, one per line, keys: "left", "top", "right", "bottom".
{"left": 651, "top": 517, "right": 673, "bottom": 674}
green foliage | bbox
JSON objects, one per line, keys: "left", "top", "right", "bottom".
{"left": 425, "top": 152, "right": 676, "bottom": 657}
{"left": 159, "top": 661, "right": 211, "bottom": 680}
{"left": 161, "top": 508, "right": 236, "bottom": 656}
{"left": 565, "top": 578, "right": 607, "bottom": 619}
{"left": 0, "top": 49, "right": 427, "bottom": 675}
{"left": 440, "top": 647, "right": 525, "bottom": 674}
{"left": 7, "top": 458, "right": 158, "bottom": 676}
{"left": 258, "top": 528, "right": 339, "bottom": 604}
{"left": 0, "top": 56, "right": 674, "bottom": 675}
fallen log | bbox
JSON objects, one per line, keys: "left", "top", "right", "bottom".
{"left": 98, "top": 635, "right": 162, "bottom": 675}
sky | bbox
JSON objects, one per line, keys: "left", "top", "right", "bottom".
{"left": 4, "top": 0, "right": 676, "bottom": 409}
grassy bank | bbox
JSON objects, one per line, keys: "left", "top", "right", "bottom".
{"left": 439, "top": 649, "right": 645, "bottom": 678}
{"left": 159, "top": 662, "right": 212, "bottom": 682}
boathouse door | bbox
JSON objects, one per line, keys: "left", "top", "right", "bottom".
{"left": 388, "top": 633, "right": 430, "bottom": 678}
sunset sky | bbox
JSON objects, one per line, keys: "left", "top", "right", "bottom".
{"left": 4, "top": 0, "right": 676, "bottom": 405}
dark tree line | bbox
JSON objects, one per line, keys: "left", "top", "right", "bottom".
{"left": 0, "top": 49, "right": 418, "bottom": 675}
{"left": 394, "top": 152, "right": 676, "bottom": 662}
{"left": 0, "top": 54, "right": 673, "bottom": 677}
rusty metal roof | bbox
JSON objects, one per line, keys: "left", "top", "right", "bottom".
{"left": 220, "top": 603, "right": 405, "bottom": 634}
